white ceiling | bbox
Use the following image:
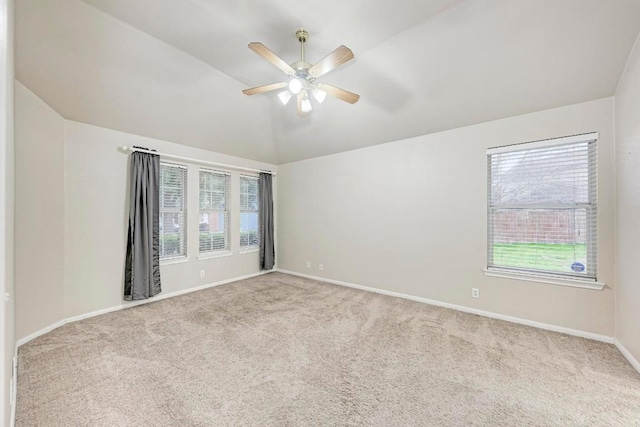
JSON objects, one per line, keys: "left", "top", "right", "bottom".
{"left": 16, "top": 0, "right": 640, "bottom": 164}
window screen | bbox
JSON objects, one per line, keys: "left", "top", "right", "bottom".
{"left": 199, "top": 169, "right": 230, "bottom": 254}
{"left": 240, "top": 175, "right": 260, "bottom": 249}
{"left": 487, "top": 134, "right": 597, "bottom": 280}
{"left": 160, "top": 162, "right": 187, "bottom": 259}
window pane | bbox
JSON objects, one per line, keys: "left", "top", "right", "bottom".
{"left": 487, "top": 138, "right": 597, "bottom": 280}
{"left": 199, "top": 211, "right": 227, "bottom": 252}
{"left": 490, "top": 208, "right": 588, "bottom": 274}
{"left": 490, "top": 143, "right": 591, "bottom": 206}
{"left": 199, "top": 170, "right": 230, "bottom": 253}
{"left": 159, "top": 163, "right": 187, "bottom": 259}
{"left": 240, "top": 176, "right": 259, "bottom": 248}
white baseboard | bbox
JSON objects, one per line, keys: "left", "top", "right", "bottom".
{"left": 615, "top": 340, "right": 640, "bottom": 375}
{"left": 16, "top": 319, "right": 66, "bottom": 348}
{"left": 16, "top": 269, "right": 276, "bottom": 348}
{"left": 278, "top": 269, "right": 615, "bottom": 344}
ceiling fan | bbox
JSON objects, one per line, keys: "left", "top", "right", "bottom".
{"left": 242, "top": 29, "right": 360, "bottom": 116}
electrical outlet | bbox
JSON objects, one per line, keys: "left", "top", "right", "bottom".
{"left": 318, "top": 264, "right": 324, "bottom": 271}
{"left": 472, "top": 288, "right": 480, "bottom": 299}
{"left": 306, "top": 261, "right": 311, "bottom": 269}
{"left": 200, "top": 270, "right": 205, "bottom": 278}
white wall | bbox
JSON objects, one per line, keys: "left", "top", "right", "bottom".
{"left": 14, "top": 83, "right": 65, "bottom": 341}
{"left": 278, "top": 97, "right": 616, "bottom": 337}
{"left": 0, "top": 0, "right": 13, "bottom": 423}
{"left": 615, "top": 36, "right": 640, "bottom": 364}
{"left": 14, "top": 84, "right": 277, "bottom": 341}
{"left": 64, "top": 120, "right": 276, "bottom": 319}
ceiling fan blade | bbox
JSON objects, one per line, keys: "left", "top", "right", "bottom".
{"left": 308, "top": 45, "right": 354, "bottom": 78}
{"left": 297, "top": 92, "right": 306, "bottom": 116}
{"left": 317, "top": 83, "right": 360, "bottom": 104}
{"left": 248, "top": 42, "right": 295, "bottom": 76}
{"left": 242, "top": 82, "right": 287, "bottom": 96}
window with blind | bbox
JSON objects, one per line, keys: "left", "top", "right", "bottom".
{"left": 487, "top": 133, "right": 598, "bottom": 281}
{"left": 160, "top": 162, "right": 187, "bottom": 259}
{"left": 240, "top": 175, "right": 260, "bottom": 250}
{"left": 199, "top": 169, "right": 231, "bottom": 255}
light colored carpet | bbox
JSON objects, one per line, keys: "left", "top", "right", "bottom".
{"left": 16, "top": 272, "right": 640, "bottom": 426}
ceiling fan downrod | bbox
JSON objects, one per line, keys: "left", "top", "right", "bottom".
{"left": 294, "top": 28, "right": 310, "bottom": 72}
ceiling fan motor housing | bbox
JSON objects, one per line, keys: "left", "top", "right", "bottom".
{"left": 291, "top": 61, "right": 311, "bottom": 74}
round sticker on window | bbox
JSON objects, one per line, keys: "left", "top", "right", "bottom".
{"left": 571, "top": 262, "right": 585, "bottom": 273}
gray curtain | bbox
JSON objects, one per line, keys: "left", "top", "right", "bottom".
{"left": 259, "top": 172, "right": 275, "bottom": 270}
{"left": 124, "top": 150, "right": 162, "bottom": 300}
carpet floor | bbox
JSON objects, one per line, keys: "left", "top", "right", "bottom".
{"left": 16, "top": 272, "right": 640, "bottom": 426}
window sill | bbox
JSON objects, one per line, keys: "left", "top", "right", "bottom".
{"left": 483, "top": 268, "right": 605, "bottom": 290}
{"left": 239, "top": 247, "right": 259, "bottom": 254}
{"left": 198, "top": 251, "right": 233, "bottom": 261}
{"left": 160, "top": 256, "right": 190, "bottom": 266}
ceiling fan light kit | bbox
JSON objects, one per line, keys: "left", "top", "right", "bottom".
{"left": 277, "top": 90, "right": 293, "bottom": 105}
{"left": 300, "top": 95, "right": 312, "bottom": 113}
{"left": 242, "top": 28, "right": 360, "bottom": 116}
{"left": 288, "top": 77, "right": 303, "bottom": 94}
{"left": 312, "top": 88, "right": 327, "bottom": 103}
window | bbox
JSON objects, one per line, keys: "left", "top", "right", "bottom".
{"left": 487, "top": 133, "right": 598, "bottom": 282}
{"left": 160, "top": 162, "right": 187, "bottom": 259}
{"left": 240, "top": 175, "right": 260, "bottom": 250}
{"left": 199, "top": 169, "right": 230, "bottom": 255}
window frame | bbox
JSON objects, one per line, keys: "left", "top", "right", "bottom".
{"left": 484, "top": 132, "right": 604, "bottom": 290}
{"left": 159, "top": 162, "right": 188, "bottom": 262}
{"left": 198, "top": 168, "right": 232, "bottom": 259}
{"left": 239, "top": 174, "right": 260, "bottom": 253}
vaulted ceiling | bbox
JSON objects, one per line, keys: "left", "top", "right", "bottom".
{"left": 16, "top": 0, "right": 640, "bottom": 164}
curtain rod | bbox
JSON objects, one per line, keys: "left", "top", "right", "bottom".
{"left": 121, "top": 146, "right": 276, "bottom": 175}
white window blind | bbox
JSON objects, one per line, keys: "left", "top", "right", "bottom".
{"left": 240, "top": 175, "right": 260, "bottom": 249}
{"left": 199, "top": 169, "right": 230, "bottom": 254}
{"left": 487, "top": 133, "right": 598, "bottom": 281}
{"left": 159, "top": 162, "right": 187, "bottom": 259}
